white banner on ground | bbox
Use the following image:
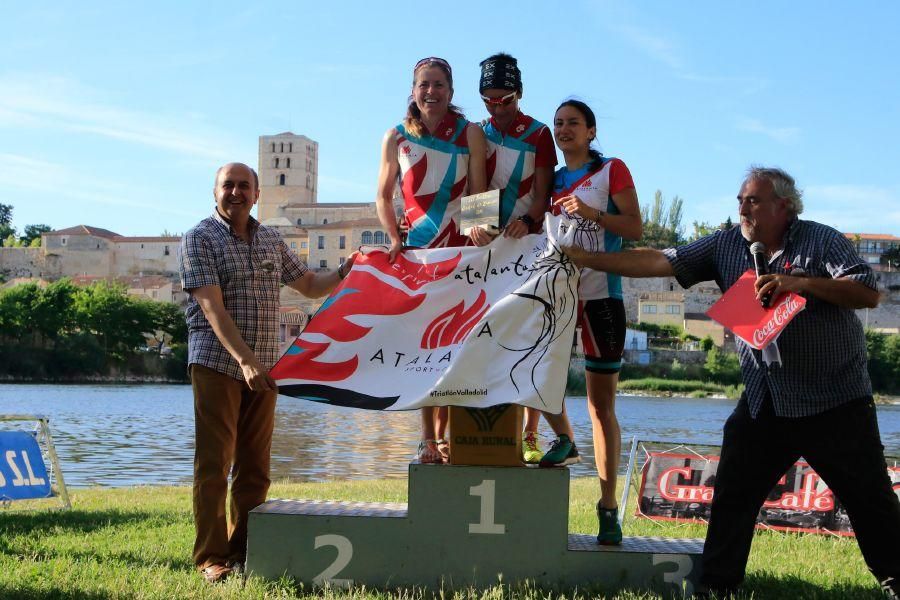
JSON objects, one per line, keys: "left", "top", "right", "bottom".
{"left": 272, "top": 214, "right": 580, "bottom": 412}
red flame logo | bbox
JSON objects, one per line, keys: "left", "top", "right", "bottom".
{"left": 270, "top": 338, "right": 357, "bottom": 382}
{"left": 421, "top": 290, "right": 489, "bottom": 349}
{"left": 274, "top": 250, "right": 464, "bottom": 382}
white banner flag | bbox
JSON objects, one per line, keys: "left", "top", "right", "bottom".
{"left": 272, "top": 214, "right": 580, "bottom": 412}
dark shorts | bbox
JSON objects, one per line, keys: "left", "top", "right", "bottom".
{"left": 578, "top": 298, "right": 626, "bottom": 374}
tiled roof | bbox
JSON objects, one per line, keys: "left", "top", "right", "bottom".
{"left": 47, "top": 225, "right": 121, "bottom": 239}
{"left": 844, "top": 233, "right": 900, "bottom": 242}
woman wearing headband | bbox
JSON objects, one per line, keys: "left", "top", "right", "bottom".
{"left": 551, "top": 99, "right": 642, "bottom": 545}
{"left": 475, "top": 52, "right": 580, "bottom": 468}
{"left": 375, "top": 56, "right": 487, "bottom": 464}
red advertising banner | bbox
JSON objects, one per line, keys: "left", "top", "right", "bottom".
{"left": 705, "top": 269, "right": 806, "bottom": 350}
{"left": 637, "top": 449, "right": 900, "bottom": 536}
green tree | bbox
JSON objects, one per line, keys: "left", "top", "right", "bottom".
{"left": 627, "top": 190, "right": 684, "bottom": 249}
{"left": 866, "top": 329, "right": 900, "bottom": 394}
{"left": 73, "top": 282, "right": 156, "bottom": 360}
{"left": 0, "top": 282, "right": 41, "bottom": 338}
{"left": 0, "top": 203, "right": 13, "bottom": 245}
{"left": 21, "top": 224, "right": 52, "bottom": 247}
{"left": 882, "top": 246, "right": 900, "bottom": 270}
{"left": 141, "top": 299, "right": 188, "bottom": 354}
{"left": 704, "top": 346, "right": 742, "bottom": 385}
{"left": 31, "top": 279, "right": 78, "bottom": 343}
{"left": 688, "top": 221, "right": 718, "bottom": 242}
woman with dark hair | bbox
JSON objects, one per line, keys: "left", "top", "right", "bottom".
{"left": 550, "top": 99, "right": 642, "bottom": 544}
{"left": 475, "top": 52, "right": 580, "bottom": 466}
{"left": 375, "top": 56, "right": 487, "bottom": 464}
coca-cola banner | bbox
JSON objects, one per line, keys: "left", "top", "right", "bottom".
{"left": 706, "top": 269, "right": 806, "bottom": 350}
{"left": 271, "top": 214, "right": 580, "bottom": 412}
{"left": 637, "top": 447, "right": 900, "bottom": 536}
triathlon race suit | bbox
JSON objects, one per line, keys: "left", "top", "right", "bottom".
{"left": 395, "top": 112, "right": 472, "bottom": 248}
{"left": 482, "top": 112, "right": 557, "bottom": 226}
{"left": 552, "top": 157, "right": 635, "bottom": 373}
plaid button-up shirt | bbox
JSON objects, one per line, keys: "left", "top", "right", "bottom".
{"left": 179, "top": 210, "right": 309, "bottom": 381}
{"left": 663, "top": 220, "right": 877, "bottom": 418}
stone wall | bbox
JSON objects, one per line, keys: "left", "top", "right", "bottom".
{"left": 111, "top": 241, "right": 179, "bottom": 276}
{"left": 0, "top": 247, "right": 58, "bottom": 279}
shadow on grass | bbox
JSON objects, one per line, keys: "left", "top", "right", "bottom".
{"left": 741, "top": 572, "right": 885, "bottom": 599}
{"left": 243, "top": 573, "right": 888, "bottom": 600}
{"left": 0, "top": 508, "right": 182, "bottom": 537}
{"left": 0, "top": 586, "right": 114, "bottom": 600}
{"left": 1, "top": 508, "right": 194, "bottom": 572}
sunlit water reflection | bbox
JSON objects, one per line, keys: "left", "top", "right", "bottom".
{"left": 2, "top": 384, "right": 897, "bottom": 487}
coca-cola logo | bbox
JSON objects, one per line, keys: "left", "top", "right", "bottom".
{"left": 753, "top": 294, "right": 803, "bottom": 346}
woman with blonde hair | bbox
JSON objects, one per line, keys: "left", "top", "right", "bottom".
{"left": 375, "top": 56, "right": 487, "bottom": 463}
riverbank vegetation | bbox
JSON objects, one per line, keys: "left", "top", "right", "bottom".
{"left": 565, "top": 329, "right": 900, "bottom": 398}
{"left": 0, "top": 279, "right": 188, "bottom": 382}
{"left": 0, "top": 479, "right": 885, "bottom": 599}
{"left": 1, "top": 278, "right": 897, "bottom": 396}
{"left": 566, "top": 343, "right": 744, "bottom": 398}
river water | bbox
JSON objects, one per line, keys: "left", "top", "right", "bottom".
{"left": 1, "top": 384, "right": 898, "bottom": 487}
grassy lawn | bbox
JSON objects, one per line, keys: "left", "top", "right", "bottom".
{"left": 0, "top": 478, "right": 885, "bottom": 599}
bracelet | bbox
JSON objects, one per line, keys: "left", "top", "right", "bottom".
{"left": 593, "top": 209, "right": 606, "bottom": 225}
{"left": 517, "top": 214, "right": 536, "bottom": 226}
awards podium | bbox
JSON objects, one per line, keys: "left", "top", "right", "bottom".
{"left": 246, "top": 407, "right": 704, "bottom": 594}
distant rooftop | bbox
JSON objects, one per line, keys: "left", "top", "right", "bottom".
{"left": 47, "top": 225, "right": 121, "bottom": 239}
{"left": 46, "top": 225, "right": 179, "bottom": 242}
{"left": 844, "top": 233, "right": 900, "bottom": 242}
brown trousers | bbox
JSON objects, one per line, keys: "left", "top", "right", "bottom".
{"left": 190, "top": 364, "right": 276, "bottom": 569}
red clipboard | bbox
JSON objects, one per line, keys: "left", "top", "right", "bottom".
{"left": 706, "top": 269, "right": 806, "bottom": 350}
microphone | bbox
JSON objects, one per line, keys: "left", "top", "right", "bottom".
{"left": 749, "top": 242, "right": 773, "bottom": 308}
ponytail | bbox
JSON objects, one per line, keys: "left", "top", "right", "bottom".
{"left": 557, "top": 99, "right": 604, "bottom": 171}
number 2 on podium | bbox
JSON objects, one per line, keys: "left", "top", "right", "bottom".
{"left": 468, "top": 479, "right": 505, "bottom": 534}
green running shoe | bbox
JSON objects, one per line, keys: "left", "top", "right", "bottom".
{"left": 597, "top": 503, "right": 623, "bottom": 545}
{"left": 538, "top": 434, "right": 581, "bottom": 468}
{"left": 522, "top": 431, "right": 543, "bottom": 464}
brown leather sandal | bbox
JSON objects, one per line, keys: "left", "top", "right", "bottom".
{"left": 436, "top": 438, "right": 450, "bottom": 461}
{"left": 201, "top": 563, "right": 232, "bottom": 583}
{"left": 416, "top": 439, "right": 444, "bottom": 464}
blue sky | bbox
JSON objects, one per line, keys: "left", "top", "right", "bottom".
{"left": 2, "top": 1, "right": 898, "bottom": 238}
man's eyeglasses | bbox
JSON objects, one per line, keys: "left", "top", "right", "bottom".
{"left": 481, "top": 91, "right": 517, "bottom": 107}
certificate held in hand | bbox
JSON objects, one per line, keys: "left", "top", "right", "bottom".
{"left": 460, "top": 189, "right": 501, "bottom": 236}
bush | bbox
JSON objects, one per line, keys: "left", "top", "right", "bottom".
{"left": 704, "top": 346, "right": 742, "bottom": 385}
{"left": 866, "top": 330, "right": 900, "bottom": 394}
{"left": 165, "top": 343, "right": 189, "bottom": 382}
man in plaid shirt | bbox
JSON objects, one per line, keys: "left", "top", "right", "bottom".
{"left": 179, "top": 162, "right": 354, "bottom": 583}
{"left": 561, "top": 166, "right": 899, "bottom": 599}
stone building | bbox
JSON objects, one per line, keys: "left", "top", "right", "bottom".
{"left": 257, "top": 133, "right": 318, "bottom": 221}
{"left": 845, "top": 232, "right": 900, "bottom": 272}
{"left": 3, "top": 130, "right": 897, "bottom": 335}
{"left": 0, "top": 225, "right": 179, "bottom": 282}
